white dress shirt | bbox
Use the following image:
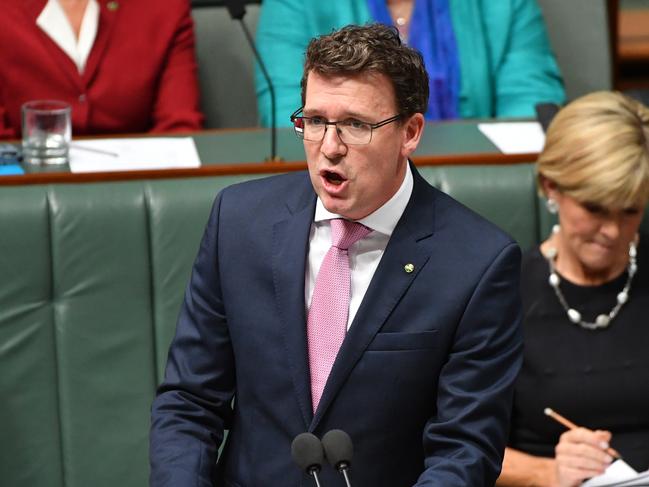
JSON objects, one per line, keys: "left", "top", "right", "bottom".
{"left": 305, "top": 164, "right": 414, "bottom": 330}
{"left": 36, "top": 0, "right": 99, "bottom": 73}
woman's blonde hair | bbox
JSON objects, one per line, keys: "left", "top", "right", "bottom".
{"left": 538, "top": 91, "right": 649, "bottom": 209}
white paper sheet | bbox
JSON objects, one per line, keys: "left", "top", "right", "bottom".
{"left": 477, "top": 122, "right": 546, "bottom": 154}
{"left": 616, "top": 470, "right": 649, "bottom": 486}
{"left": 69, "top": 137, "right": 201, "bottom": 173}
{"left": 581, "top": 459, "right": 648, "bottom": 487}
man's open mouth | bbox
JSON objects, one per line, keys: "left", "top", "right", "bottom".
{"left": 323, "top": 170, "right": 346, "bottom": 185}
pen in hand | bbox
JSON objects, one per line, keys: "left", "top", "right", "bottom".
{"left": 544, "top": 407, "right": 621, "bottom": 460}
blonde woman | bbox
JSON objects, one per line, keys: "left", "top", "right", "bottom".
{"left": 498, "top": 91, "right": 649, "bottom": 487}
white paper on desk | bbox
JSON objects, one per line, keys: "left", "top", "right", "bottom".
{"left": 615, "top": 469, "right": 649, "bottom": 485}
{"left": 478, "top": 122, "right": 546, "bottom": 154}
{"left": 69, "top": 137, "right": 201, "bottom": 173}
{"left": 581, "top": 459, "right": 642, "bottom": 487}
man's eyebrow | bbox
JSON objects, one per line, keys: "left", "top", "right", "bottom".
{"left": 302, "top": 108, "right": 372, "bottom": 120}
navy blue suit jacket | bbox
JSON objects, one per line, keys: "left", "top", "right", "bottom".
{"left": 150, "top": 166, "right": 523, "bottom": 486}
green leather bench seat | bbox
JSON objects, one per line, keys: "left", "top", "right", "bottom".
{"left": 1, "top": 164, "right": 646, "bottom": 487}
{"left": 1, "top": 175, "right": 263, "bottom": 487}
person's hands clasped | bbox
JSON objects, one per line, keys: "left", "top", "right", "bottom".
{"left": 554, "top": 428, "right": 615, "bottom": 487}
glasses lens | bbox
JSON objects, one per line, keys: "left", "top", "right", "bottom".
{"left": 303, "top": 118, "right": 325, "bottom": 142}
{"left": 338, "top": 122, "right": 372, "bottom": 145}
{"left": 292, "top": 116, "right": 305, "bottom": 139}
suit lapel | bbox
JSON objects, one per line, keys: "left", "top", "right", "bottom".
{"left": 22, "top": 0, "right": 83, "bottom": 89}
{"left": 311, "top": 166, "right": 437, "bottom": 429}
{"left": 272, "top": 178, "right": 317, "bottom": 429}
{"left": 82, "top": 0, "right": 119, "bottom": 86}
{"left": 21, "top": 0, "right": 118, "bottom": 88}
{"left": 22, "top": 0, "right": 48, "bottom": 22}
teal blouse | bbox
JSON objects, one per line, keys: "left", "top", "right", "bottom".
{"left": 255, "top": 0, "right": 566, "bottom": 127}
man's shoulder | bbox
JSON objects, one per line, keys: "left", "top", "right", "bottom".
{"left": 222, "top": 171, "right": 310, "bottom": 196}
{"left": 216, "top": 171, "right": 312, "bottom": 214}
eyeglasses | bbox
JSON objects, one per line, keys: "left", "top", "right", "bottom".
{"left": 290, "top": 108, "right": 401, "bottom": 145}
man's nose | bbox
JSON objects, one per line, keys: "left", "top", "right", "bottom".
{"left": 320, "top": 125, "right": 347, "bottom": 159}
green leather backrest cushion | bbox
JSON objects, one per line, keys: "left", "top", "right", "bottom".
{"left": 0, "top": 175, "right": 262, "bottom": 487}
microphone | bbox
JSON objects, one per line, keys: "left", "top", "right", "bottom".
{"left": 322, "top": 429, "right": 353, "bottom": 487}
{"left": 291, "top": 432, "right": 326, "bottom": 487}
{"left": 223, "top": 0, "right": 282, "bottom": 162}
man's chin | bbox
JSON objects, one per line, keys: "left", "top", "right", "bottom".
{"left": 320, "top": 195, "right": 358, "bottom": 220}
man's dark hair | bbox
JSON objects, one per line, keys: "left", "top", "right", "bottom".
{"left": 301, "top": 23, "right": 429, "bottom": 118}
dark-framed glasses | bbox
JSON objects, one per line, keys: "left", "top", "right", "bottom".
{"left": 290, "top": 108, "right": 401, "bottom": 145}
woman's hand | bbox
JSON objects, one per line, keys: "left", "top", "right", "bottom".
{"left": 554, "top": 428, "right": 614, "bottom": 487}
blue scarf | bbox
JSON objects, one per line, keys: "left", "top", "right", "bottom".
{"left": 366, "top": 0, "right": 460, "bottom": 120}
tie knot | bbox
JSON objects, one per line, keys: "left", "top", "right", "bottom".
{"left": 330, "top": 218, "right": 371, "bottom": 250}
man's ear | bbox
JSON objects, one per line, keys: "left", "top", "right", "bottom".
{"left": 401, "top": 113, "right": 425, "bottom": 158}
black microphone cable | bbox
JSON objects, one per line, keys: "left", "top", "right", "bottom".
{"left": 223, "top": 0, "right": 280, "bottom": 162}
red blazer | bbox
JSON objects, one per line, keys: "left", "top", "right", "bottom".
{"left": 0, "top": 0, "right": 203, "bottom": 139}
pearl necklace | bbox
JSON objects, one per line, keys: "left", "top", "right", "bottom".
{"left": 544, "top": 226, "right": 638, "bottom": 330}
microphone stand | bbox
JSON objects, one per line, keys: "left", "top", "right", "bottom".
{"left": 225, "top": 1, "right": 282, "bottom": 162}
{"left": 340, "top": 468, "right": 352, "bottom": 487}
{"left": 309, "top": 467, "right": 323, "bottom": 487}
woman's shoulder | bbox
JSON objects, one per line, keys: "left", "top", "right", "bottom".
{"left": 519, "top": 245, "right": 551, "bottom": 299}
{"left": 258, "top": 0, "right": 367, "bottom": 28}
{"left": 466, "top": 0, "right": 544, "bottom": 28}
{"left": 521, "top": 245, "right": 546, "bottom": 272}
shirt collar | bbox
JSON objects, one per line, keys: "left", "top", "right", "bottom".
{"left": 314, "top": 162, "right": 414, "bottom": 236}
{"left": 36, "top": 0, "right": 99, "bottom": 73}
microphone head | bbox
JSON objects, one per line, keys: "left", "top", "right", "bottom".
{"left": 322, "top": 429, "right": 353, "bottom": 469}
{"left": 291, "top": 432, "right": 325, "bottom": 473}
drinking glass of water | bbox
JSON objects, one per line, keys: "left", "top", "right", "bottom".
{"left": 21, "top": 100, "right": 71, "bottom": 165}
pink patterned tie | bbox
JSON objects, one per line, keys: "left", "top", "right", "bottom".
{"left": 308, "top": 218, "right": 371, "bottom": 412}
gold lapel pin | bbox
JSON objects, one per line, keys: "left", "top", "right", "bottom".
{"left": 404, "top": 263, "right": 415, "bottom": 273}
{"left": 107, "top": 1, "right": 119, "bottom": 11}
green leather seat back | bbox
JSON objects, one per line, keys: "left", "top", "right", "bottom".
{"left": 191, "top": 5, "right": 261, "bottom": 128}
{"left": 419, "top": 163, "right": 539, "bottom": 250}
{"left": 0, "top": 175, "right": 262, "bottom": 487}
{"left": 1, "top": 186, "right": 63, "bottom": 486}
{"left": 536, "top": 0, "right": 613, "bottom": 100}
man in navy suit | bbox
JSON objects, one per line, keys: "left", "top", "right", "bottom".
{"left": 150, "top": 24, "right": 523, "bottom": 486}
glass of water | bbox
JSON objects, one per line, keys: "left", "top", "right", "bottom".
{"left": 21, "top": 100, "right": 71, "bottom": 165}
